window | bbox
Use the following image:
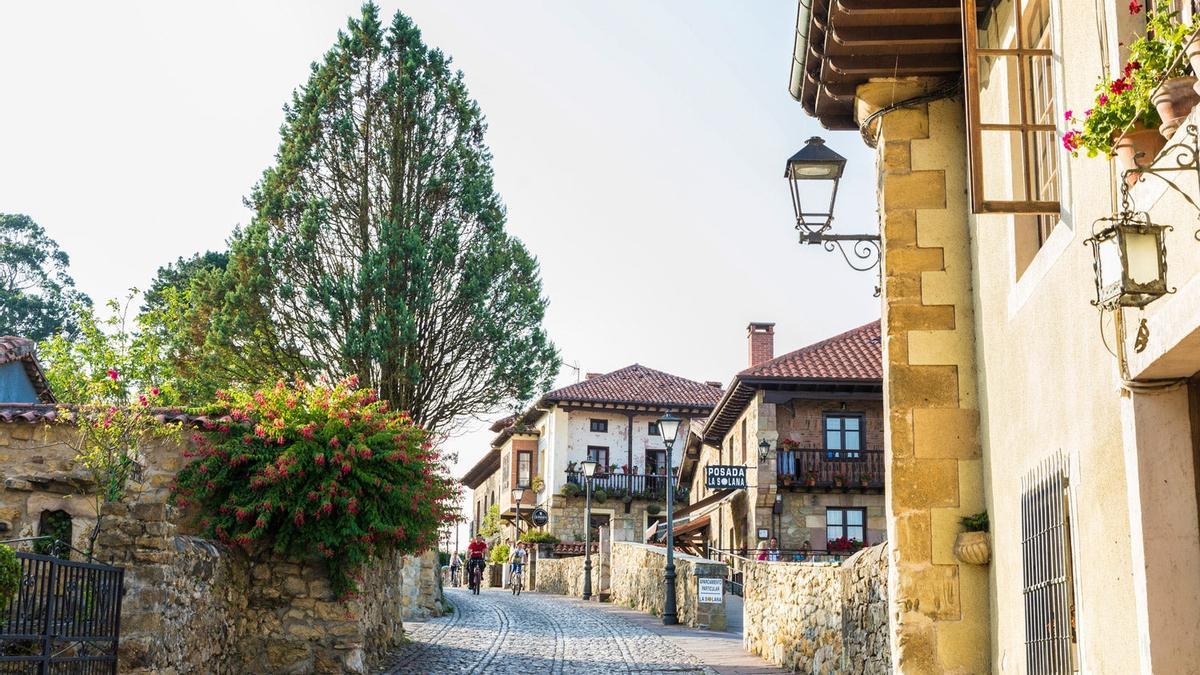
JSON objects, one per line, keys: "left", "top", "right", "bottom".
{"left": 648, "top": 421, "right": 660, "bottom": 436}
{"left": 962, "top": 0, "right": 1061, "bottom": 220}
{"left": 826, "top": 507, "right": 866, "bottom": 544}
{"left": 587, "top": 445, "right": 609, "bottom": 468}
{"left": 646, "top": 449, "right": 666, "bottom": 475}
{"left": 824, "top": 413, "right": 863, "bottom": 460}
{"left": 590, "top": 419, "right": 608, "bottom": 433}
{"left": 516, "top": 450, "right": 532, "bottom": 489}
{"left": 1021, "top": 453, "right": 1078, "bottom": 672}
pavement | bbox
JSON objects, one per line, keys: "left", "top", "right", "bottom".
{"left": 378, "top": 587, "right": 782, "bottom": 674}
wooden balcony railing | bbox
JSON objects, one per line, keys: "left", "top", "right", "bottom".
{"left": 564, "top": 472, "right": 689, "bottom": 502}
{"left": 776, "top": 448, "right": 884, "bottom": 491}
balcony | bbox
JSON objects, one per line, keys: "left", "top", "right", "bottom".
{"left": 565, "top": 472, "right": 689, "bottom": 502}
{"left": 776, "top": 448, "right": 884, "bottom": 492}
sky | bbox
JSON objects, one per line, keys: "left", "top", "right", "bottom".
{"left": 0, "top": 1, "right": 880, "bottom": 537}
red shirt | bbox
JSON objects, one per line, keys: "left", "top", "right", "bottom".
{"left": 467, "top": 540, "right": 488, "bottom": 559}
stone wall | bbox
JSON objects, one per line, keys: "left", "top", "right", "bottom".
{"left": 0, "top": 420, "right": 442, "bottom": 674}
{"left": 742, "top": 544, "right": 890, "bottom": 674}
{"left": 532, "top": 554, "right": 586, "bottom": 597}
{"left": 608, "top": 542, "right": 726, "bottom": 631}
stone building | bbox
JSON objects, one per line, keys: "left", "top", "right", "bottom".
{"left": 789, "top": 0, "right": 1200, "bottom": 671}
{"left": 678, "top": 321, "right": 884, "bottom": 559}
{"left": 460, "top": 365, "right": 722, "bottom": 544}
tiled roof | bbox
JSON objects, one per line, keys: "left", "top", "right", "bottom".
{"left": 740, "top": 321, "right": 881, "bottom": 380}
{"left": 0, "top": 337, "right": 55, "bottom": 404}
{"left": 552, "top": 541, "right": 599, "bottom": 556}
{"left": 0, "top": 403, "right": 235, "bottom": 427}
{"left": 544, "top": 365, "right": 723, "bottom": 409}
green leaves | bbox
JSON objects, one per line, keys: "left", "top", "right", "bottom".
{"left": 0, "top": 213, "right": 91, "bottom": 341}
{"left": 173, "top": 2, "right": 559, "bottom": 433}
{"left": 173, "top": 379, "right": 459, "bottom": 598}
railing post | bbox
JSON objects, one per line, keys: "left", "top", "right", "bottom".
{"left": 40, "top": 558, "right": 56, "bottom": 675}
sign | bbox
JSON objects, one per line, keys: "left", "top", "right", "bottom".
{"left": 697, "top": 577, "right": 723, "bottom": 604}
{"left": 704, "top": 465, "right": 747, "bottom": 489}
{"left": 531, "top": 508, "right": 549, "bottom": 527}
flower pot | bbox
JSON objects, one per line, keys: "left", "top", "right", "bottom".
{"left": 1187, "top": 35, "right": 1200, "bottom": 97}
{"left": 1152, "top": 77, "right": 1200, "bottom": 139}
{"left": 1113, "top": 125, "right": 1167, "bottom": 187}
{"left": 953, "top": 531, "right": 991, "bottom": 566}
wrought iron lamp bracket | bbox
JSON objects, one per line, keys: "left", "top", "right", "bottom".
{"left": 1121, "top": 124, "right": 1200, "bottom": 235}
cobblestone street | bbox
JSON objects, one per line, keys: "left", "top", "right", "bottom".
{"left": 378, "top": 588, "right": 722, "bottom": 674}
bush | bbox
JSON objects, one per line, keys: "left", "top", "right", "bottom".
{"left": 519, "top": 531, "right": 559, "bottom": 544}
{"left": 560, "top": 483, "right": 582, "bottom": 498}
{"left": 489, "top": 543, "right": 510, "bottom": 565}
{"left": 172, "top": 378, "right": 458, "bottom": 599}
{"left": 592, "top": 488, "right": 608, "bottom": 504}
{"left": 645, "top": 503, "right": 661, "bottom": 516}
{"left": 960, "top": 511, "right": 989, "bottom": 533}
{"left": 0, "top": 545, "right": 18, "bottom": 612}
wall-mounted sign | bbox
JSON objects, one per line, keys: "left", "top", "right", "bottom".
{"left": 757, "top": 528, "right": 770, "bottom": 540}
{"left": 531, "top": 508, "right": 549, "bottom": 527}
{"left": 704, "top": 465, "right": 747, "bottom": 489}
{"left": 697, "top": 577, "right": 724, "bottom": 604}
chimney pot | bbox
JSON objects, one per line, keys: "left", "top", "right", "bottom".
{"left": 747, "top": 322, "right": 776, "bottom": 368}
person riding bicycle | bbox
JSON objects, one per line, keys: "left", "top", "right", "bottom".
{"left": 449, "top": 551, "right": 462, "bottom": 586}
{"left": 508, "top": 540, "right": 527, "bottom": 582}
{"left": 466, "top": 535, "right": 488, "bottom": 589}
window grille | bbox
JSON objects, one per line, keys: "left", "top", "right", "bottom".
{"left": 1021, "top": 452, "right": 1078, "bottom": 673}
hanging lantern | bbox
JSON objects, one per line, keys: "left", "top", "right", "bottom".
{"left": 1086, "top": 211, "right": 1171, "bottom": 309}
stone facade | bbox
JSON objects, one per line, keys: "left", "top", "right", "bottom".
{"left": 742, "top": 544, "right": 890, "bottom": 674}
{"left": 0, "top": 422, "right": 442, "bottom": 674}
{"left": 607, "top": 542, "right": 726, "bottom": 631}
{"left": 861, "top": 84, "right": 989, "bottom": 673}
{"left": 545, "top": 492, "right": 663, "bottom": 544}
{"left": 531, "top": 553, "right": 586, "bottom": 597}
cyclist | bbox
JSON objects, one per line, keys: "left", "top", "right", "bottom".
{"left": 509, "top": 541, "right": 528, "bottom": 594}
{"left": 449, "top": 551, "right": 462, "bottom": 587}
{"left": 466, "top": 534, "right": 488, "bottom": 593}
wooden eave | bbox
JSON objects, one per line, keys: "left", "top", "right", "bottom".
{"left": 792, "top": 0, "right": 965, "bottom": 129}
{"left": 459, "top": 449, "right": 501, "bottom": 489}
{"left": 702, "top": 375, "right": 882, "bottom": 446}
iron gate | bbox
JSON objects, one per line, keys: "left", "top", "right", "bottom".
{"left": 0, "top": 547, "right": 124, "bottom": 674}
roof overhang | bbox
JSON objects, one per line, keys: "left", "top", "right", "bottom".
{"left": 459, "top": 448, "right": 500, "bottom": 489}
{"left": 789, "top": 0, "right": 964, "bottom": 129}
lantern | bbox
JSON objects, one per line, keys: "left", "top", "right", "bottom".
{"left": 1086, "top": 211, "right": 1171, "bottom": 309}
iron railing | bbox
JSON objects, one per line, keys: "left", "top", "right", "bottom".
{"left": 776, "top": 448, "right": 884, "bottom": 490}
{"left": 1021, "top": 453, "right": 1076, "bottom": 673}
{"left": 0, "top": 539, "right": 124, "bottom": 675}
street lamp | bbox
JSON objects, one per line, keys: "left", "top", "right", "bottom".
{"left": 1085, "top": 210, "right": 1171, "bottom": 309}
{"left": 657, "top": 411, "right": 682, "bottom": 626}
{"left": 784, "top": 137, "right": 881, "bottom": 276}
{"left": 581, "top": 459, "right": 598, "bottom": 601}
{"left": 512, "top": 488, "right": 525, "bottom": 541}
{"left": 758, "top": 439, "right": 772, "bottom": 464}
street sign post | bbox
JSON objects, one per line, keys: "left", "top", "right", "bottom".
{"left": 531, "top": 507, "right": 549, "bottom": 527}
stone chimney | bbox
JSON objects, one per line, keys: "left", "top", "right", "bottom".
{"left": 747, "top": 322, "right": 775, "bottom": 368}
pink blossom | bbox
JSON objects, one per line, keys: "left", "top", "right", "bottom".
{"left": 106, "top": 369, "right": 119, "bottom": 381}
{"left": 1129, "top": 0, "right": 1142, "bottom": 14}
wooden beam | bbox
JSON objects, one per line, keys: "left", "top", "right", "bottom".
{"left": 830, "top": 24, "right": 961, "bottom": 47}
{"left": 836, "top": 0, "right": 959, "bottom": 15}
{"left": 827, "top": 54, "right": 961, "bottom": 76}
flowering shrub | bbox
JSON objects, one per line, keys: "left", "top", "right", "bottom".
{"left": 827, "top": 536, "right": 864, "bottom": 553}
{"left": 173, "top": 378, "right": 459, "bottom": 599}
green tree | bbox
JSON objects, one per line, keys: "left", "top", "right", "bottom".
{"left": 141, "top": 250, "right": 228, "bottom": 313}
{"left": 0, "top": 214, "right": 90, "bottom": 340}
{"left": 189, "top": 3, "right": 559, "bottom": 433}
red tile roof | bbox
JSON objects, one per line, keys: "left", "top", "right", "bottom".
{"left": 740, "top": 321, "right": 881, "bottom": 380}
{"left": 0, "top": 403, "right": 236, "bottom": 427}
{"left": 544, "top": 365, "right": 723, "bottom": 409}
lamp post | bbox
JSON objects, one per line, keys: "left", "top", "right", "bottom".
{"left": 784, "top": 137, "right": 881, "bottom": 276}
{"left": 657, "top": 412, "right": 682, "bottom": 625}
{"left": 581, "top": 460, "right": 598, "bottom": 601}
{"left": 512, "top": 488, "right": 525, "bottom": 541}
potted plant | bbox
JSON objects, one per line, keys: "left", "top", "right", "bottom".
{"left": 832, "top": 473, "right": 845, "bottom": 488}
{"left": 805, "top": 470, "right": 818, "bottom": 487}
{"left": 531, "top": 475, "right": 545, "bottom": 494}
{"left": 1127, "top": 5, "right": 1200, "bottom": 138}
{"left": 621, "top": 464, "right": 631, "bottom": 475}
{"left": 561, "top": 482, "right": 582, "bottom": 498}
{"left": 566, "top": 461, "right": 578, "bottom": 474}
{"left": 646, "top": 503, "right": 661, "bottom": 516}
{"left": 859, "top": 473, "right": 873, "bottom": 488}
{"left": 1065, "top": 76, "right": 1164, "bottom": 183}
{"left": 827, "top": 536, "right": 864, "bottom": 554}
{"left": 608, "top": 463, "right": 618, "bottom": 475}
{"left": 954, "top": 511, "right": 991, "bottom": 565}
{"left": 593, "top": 488, "right": 608, "bottom": 504}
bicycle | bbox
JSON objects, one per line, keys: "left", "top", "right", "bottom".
{"left": 469, "top": 561, "right": 484, "bottom": 595}
{"left": 510, "top": 565, "right": 523, "bottom": 596}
